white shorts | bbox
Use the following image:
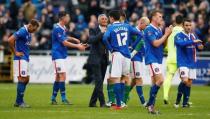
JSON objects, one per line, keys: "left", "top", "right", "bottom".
{"left": 53, "top": 59, "right": 67, "bottom": 74}
{"left": 14, "top": 60, "right": 29, "bottom": 77}
{"left": 104, "top": 64, "right": 111, "bottom": 81}
{"left": 110, "top": 52, "right": 131, "bottom": 78}
{"left": 179, "top": 67, "right": 196, "bottom": 79}
{"left": 131, "top": 61, "right": 143, "bottom": 78}
{"left": 148, "top": 63, "right": 162, "bottom": 76}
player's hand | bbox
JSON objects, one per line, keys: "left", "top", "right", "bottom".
{"left": 77, "top": 44, "right": 87, "bottom": 51}
{"left": 165, "top": 26, "right": 173, "bottom": 36}
{"left": 197, "top": 44, "right": 204, "bottom": 50}
{"left": 15, "top": 51, "right": 24, "bottom": 57}
{"left": 193, "top": 39, "right": 202, "bottom": 43}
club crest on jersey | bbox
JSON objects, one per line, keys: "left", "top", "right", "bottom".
{"left": 136, "top": 72, "right": 140, "bottom": 76}
{"left": 181, "top": 71, "right": 185, "bottom": 75}
{"left": 155, "top": 32, "right": 158, "bottom": 35}
{"left": 57, "top": 67, "right": 61, "bottom": 71}
{"left": 155, "top": 68, "right": 159, "bottom": 72}
{"left": 148, "top": 31, "right": 152, "bottom": 36}
{"left": 25, "top": 41, "right": 31, "bottom": 46}
{"left": 21, "top": 71, "right": 26, "bottom": 75}
{"left": 58, "top": 33, "right": 61, "bottom": 38}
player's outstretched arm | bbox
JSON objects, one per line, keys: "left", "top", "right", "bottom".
{"left": 175, "top": 36, "right": 202, "bottom": 47}
{"left": 8, "top": 35, "right": 24, "bottom": 57}
{"left": 62, "top": 40, "right": 86, "bottom": 51}
{"left": 67, "top": 37, "right": 80, "bottom": 44}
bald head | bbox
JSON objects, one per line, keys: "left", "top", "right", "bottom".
{"left": 138, "top": 17, "right": 150, "bottom": 30}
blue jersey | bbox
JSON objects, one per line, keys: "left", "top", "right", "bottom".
{"left": 103, "top": 21, "right": 141, "bottom": 58}
{"left": 144, "top": 24, "right": 163, "bottom": 64}
{"left": 51, "top": 23, "right": 68, "bottom": 60}
{"left": 13, "top": 25, "right": 31, "bottom": 61}
{"left": 131, "top": 27, "right": 145, "bottom": 62}
{"left": 175, "top": 32, "right": 199, "bottom": 68}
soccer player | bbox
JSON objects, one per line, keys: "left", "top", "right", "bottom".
{"left": 103, "top": 10, "right": 141, "bottom": 110}
{"left": 106, "top": 10, "right": 128, "bottom": 107}
{"left": 129, "top": 17, "right": 150, "bottom": 106}
{"left": 51, "top": 11, "right": 87, "bottom": 105}
{"left": 118, "top": 10, "right": 131, "bottom": 106}
{"left": 174, "top": 19, "right": 203, "bottom": 108}
{"left": 163, "top": 15, "right": 184, "bottom": 104}
{"left": 8, "top": 19, "right": 40, "bottom": 108}
{"left": 144, "top": 10, "right": 172, "bottom": 114}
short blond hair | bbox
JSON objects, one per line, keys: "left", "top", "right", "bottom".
{"left": 140, "top": 17, "right": 150, "bottom": 25}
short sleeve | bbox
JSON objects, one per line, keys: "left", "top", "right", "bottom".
{"left": 55, "top": 29, "right": 67, "bottom": 43}
{"left": 145, "top": 29, "right": 156, "bottom": 42}
{"left": 13, "top": 29, "right": 24, "bottom": 40}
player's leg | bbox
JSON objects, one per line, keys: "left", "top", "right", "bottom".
{"left": 51, "top": 61, "right": 60, "bottom": 104}
{"left": 106, "top": 78, "right": 116, "bottom": 106}
{"left": 135, "top": 77, "right": 146, "bottom": 106}
{"left": 183, "top": 68, "right": 196, "bottom": 107}
{"left": 163, "top": 63, "right": 177, "bottom": 104}
{"left": 56, "top": 59, "right": 71, "bottom": 105}
{"left": 121, "top": 57, "right": 131, "bottom": 105}
{"left": 106, "top": 61, "right": 116, "bottom": 107}
{"left": 14, "top": 60, "right": 30, "bottom": 108}
{"left": 133, "top": 61, "right": 146, "bottom": 106}
{"left": 122, "top": 75, "right": 130, "bottom": 105}
{"left": 120, "top": 77, "right": 125, "bottom": 104}
{"left": 110, "top": 52, "right": 123, "bottom": 109}
{"left": 174, "top": 80, "right": 185, "bottom": 107}
{"left": 147, "top": 63, "right": 163, "bottom": 114}
{"left": 177, "top": 67, "right": 190, "bottom": 107}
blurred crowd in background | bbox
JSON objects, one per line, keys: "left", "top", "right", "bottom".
{"left": 0, "top": 0, "right": 210, "bottom": 51}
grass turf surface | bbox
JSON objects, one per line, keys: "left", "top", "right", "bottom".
{"left": 0, "top": 83, "right": 210, "bottom": 119}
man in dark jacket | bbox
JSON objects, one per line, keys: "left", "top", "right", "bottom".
{"left": 88, "top": 14, "right": 108, "bottom": 107}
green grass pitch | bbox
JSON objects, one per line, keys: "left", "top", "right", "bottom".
{"left": 0, "top": 83, "right": 210, "bottom": 119}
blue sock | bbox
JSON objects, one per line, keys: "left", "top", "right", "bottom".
{"left": 175, "top": 82, "right": 184, "bottom": 104}
{"left": 136, "top": 86, "right": 145, "bottom": 104}
{"left": 120, "top": 83, "right": 125, "bottom": 102}
{"left": 16, "top": 82, "right": 26, "bottom": 104}
{"left": 147, "top": 84, "right": 160, "bottom": 106}
{"left": 114, "top": 83, "right": 122, "bottom": 106}
{"left": 59, "top": 82, "right": 66, "bottom": 101}
{"left": 51, "top": 81, "right": 59, "bottom": 101}
{"left": 183, "top": 85, "right": 191, "bottom": 105}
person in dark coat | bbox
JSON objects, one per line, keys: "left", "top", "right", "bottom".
{"left": 88, "top": 14, "right": 108, "bottom": 107}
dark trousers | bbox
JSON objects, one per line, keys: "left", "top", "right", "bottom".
{"left": 89, "top": 62, "right": 107, "bottom": 106}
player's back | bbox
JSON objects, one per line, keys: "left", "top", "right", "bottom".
{"left": 13, "top": 26, "right": 31, "bottom": 61}
{"left": 108, "top": 22, "right": 137, "bottom": 58}
{"left": 51, "top": 24, "right": 68, "bottom": 60}
{"left": 144, "top": 24, "right": 163, "bottom": 64}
